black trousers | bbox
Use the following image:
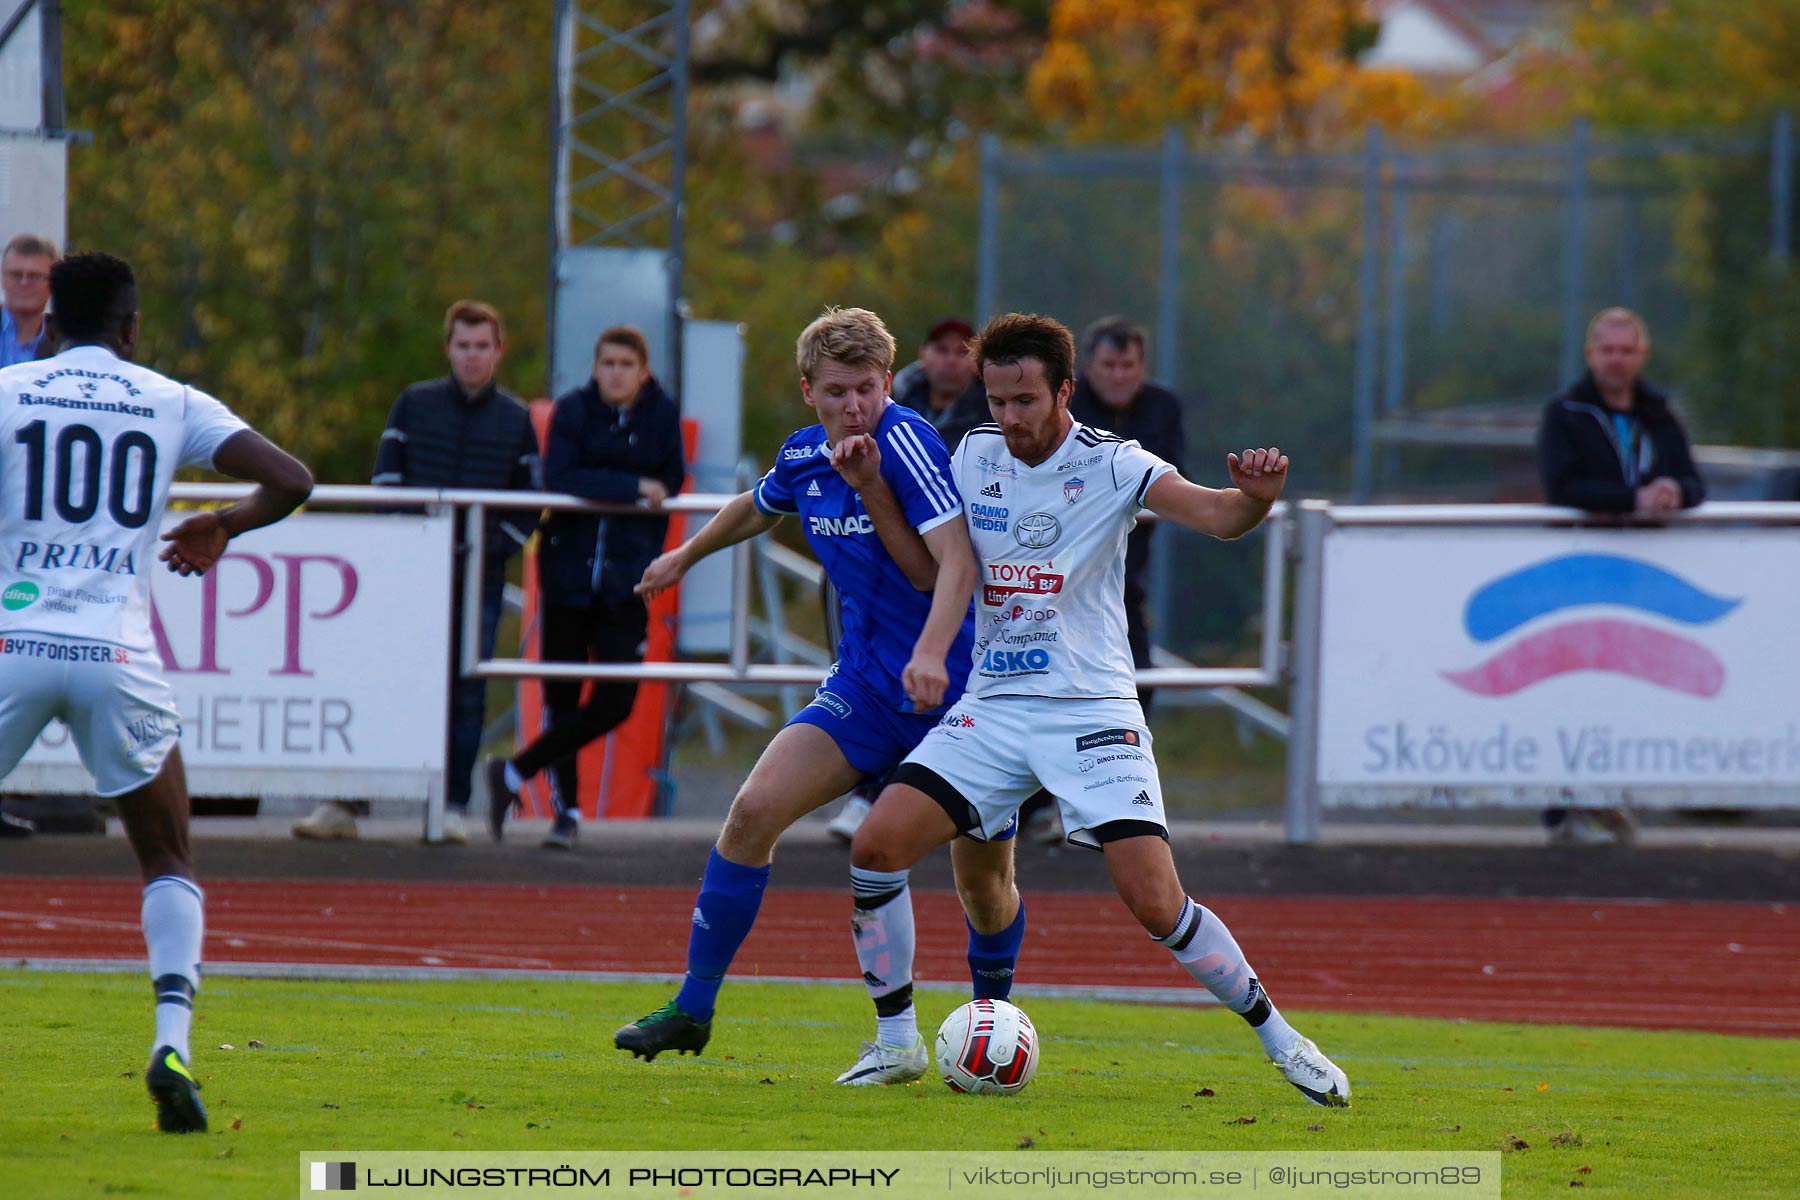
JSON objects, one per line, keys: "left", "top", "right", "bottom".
{"left": 513, "top": 596, "right": 649, "bottom": 815}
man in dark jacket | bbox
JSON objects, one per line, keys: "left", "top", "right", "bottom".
{"left": 293, "top": 300, "right": 540, "bottom": 844}
{"left": 486, "top": 326, "right": 686, "bottom": 848}
{"left": 1538, "top": 308, "right": 1705, "bottom": 515}
{"left": 895, "top": 317, "right": 988, "bottom": 452}
{"left": 1535, "top": 307, "right": 1704, "bottom": 847}
{"left": 1069, "top": 317, "right": 1186, "bottom": 706}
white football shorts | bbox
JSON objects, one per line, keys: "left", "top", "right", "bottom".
{"left": 0, "top": 633, "right": 182, "bottom": 797}
{"left": 897, "top": 694, "right": 1165, "bottom": 850}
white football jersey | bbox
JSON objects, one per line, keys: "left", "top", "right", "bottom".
{"left": 0, "top": 345, "right": 249, "bottom": 655}
{"left": 952, "top": 419, "right": 1176, "bottom": 700}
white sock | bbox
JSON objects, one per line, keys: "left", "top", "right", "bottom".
{"left": 142, "top": 876, "right": 204, "bottom": 1061}
{"left": 503, "top": 761, "right": 524, "bottom": 793}
{"left": 850, "top": 866, "right": 918, "bottom": 1049}
{"left": 1156, "top": 897, "right": 1300, "bottom": 1058}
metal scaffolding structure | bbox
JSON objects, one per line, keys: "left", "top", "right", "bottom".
{"left": 548, "top": 0, "right": 689, "bottom": 397}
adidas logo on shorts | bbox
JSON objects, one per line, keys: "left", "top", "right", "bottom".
{"left": 979, "top": 482, "right": 1004, "bottom": 498}
{"left": 807, "top": 481, "right": 823, "bottom": 496}
{"left": 1132, "top": 790, "right": 1154, "bottom": 807}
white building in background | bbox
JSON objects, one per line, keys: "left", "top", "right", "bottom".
{"left": 1364, "top": 0, "right": 1570, "bottom": 96}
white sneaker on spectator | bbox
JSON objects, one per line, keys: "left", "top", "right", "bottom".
{"left": 440, "top": 810, "right": 470, "bottom": 845}
{"left": 292, "top": 802, "right": 359, "bottom": 841}
{"left": 1021, "top": 806, "right": 1064, "bottom": 846}
{"left": 827, "top": 796, "right": 873, "bottom": 843}
{"left": 1549, "top": 810, "right": 1617, "bottom": 847}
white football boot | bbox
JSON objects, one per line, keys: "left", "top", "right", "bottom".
{"left": 1271, "top": 1036, "right": 1351, "bottom": 1107}
{"left": 835, "top": 1038, "right": 929, "bottom": 1086}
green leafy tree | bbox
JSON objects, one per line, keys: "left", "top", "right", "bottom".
{"left": 64, "top": 0, "right": 552, "bottom": 482}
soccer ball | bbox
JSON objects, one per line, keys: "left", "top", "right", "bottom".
{"left": 934, "top": 999, "right": 1039, "bottom": 1095}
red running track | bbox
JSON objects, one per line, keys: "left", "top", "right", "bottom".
{"left": 2, "top": 878, "right": 1795, "bottom": 1037}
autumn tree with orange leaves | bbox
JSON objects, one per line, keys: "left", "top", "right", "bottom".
{"left": 1026, "top": 0, "right": 1437, "bottom": 144}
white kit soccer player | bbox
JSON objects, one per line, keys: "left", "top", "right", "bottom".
{"left": 0, "top": 253, "right": 312, "bottom": 1131}
{"left": 851, "top": 313, "right": 1351, "bottom": 1107}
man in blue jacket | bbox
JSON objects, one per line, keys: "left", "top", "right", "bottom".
{"left": 487, "top": 326, "right": 686, "bottom": 848}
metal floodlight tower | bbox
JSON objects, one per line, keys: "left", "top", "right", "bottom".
{"left": 548, "top": 0, "right": 689, "bottom": 401}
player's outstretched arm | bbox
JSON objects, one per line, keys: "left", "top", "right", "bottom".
{"left": 902, "top": 517, "right": 978, "bottom": 710}
{"left": 1142, "top": 447, "right": 1288, "bottom": 541}
{"left": 832, "top": 434, "right": 938, "bottom": 591}
{"left": 636, "top": 489, "right": 779, "bottom": 600}
{"left": 159, "top": 430, "right": 314, "bottom": 576}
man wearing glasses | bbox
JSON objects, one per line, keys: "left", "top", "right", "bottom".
{"left": 1, "top": 234, "right": 59, "bottom": 368}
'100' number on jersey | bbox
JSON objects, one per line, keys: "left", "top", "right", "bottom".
{"left": 13, "top": 419, "right": 158, "bottom": 529}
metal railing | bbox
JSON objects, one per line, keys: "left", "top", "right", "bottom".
{"left": 170, "top": 482, "right": 1293, "bottom": 689}
{"left": 171, "top": 483, "right": 1292, "bottom": 839}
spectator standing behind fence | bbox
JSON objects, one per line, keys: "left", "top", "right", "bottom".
{"left": 292, "top": 301, "right": 540, "bottom": 844}
{"left": 897, "top": 317, "right": 988, "bottom": 450}
{"left": 485, "top": 326, "right": 686, "bottom": 849}
{"left": 1535, "top": 306, "right": 1705, "bottom": 846}
{"left": 2, "top": 234, "right": 59, "bottom": 367}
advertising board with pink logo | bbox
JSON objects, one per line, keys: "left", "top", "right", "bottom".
{"left": 12, "top": 512, "right": 454, "bottom": 801}
{"left": 1316, "top": 527, "right": 1800, "bottom": 801}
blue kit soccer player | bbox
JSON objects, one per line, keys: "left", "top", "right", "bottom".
{"left": 615, "top": 308, "right": 1026, "bottom": 1084}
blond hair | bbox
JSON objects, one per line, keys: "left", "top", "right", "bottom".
{"left": 1586, "top": 307, "right": 1651, "bottom": 354}
{"left": 794, "top": 306, "right": 896, "bottom": 381}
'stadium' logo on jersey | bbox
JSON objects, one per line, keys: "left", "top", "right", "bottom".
{"left": 1014, "top": 512, "right": 1061, "bottom": 549}
{"left": 2, "top": 581, "right": 41, "bottom": 611}
{"left": 784, "top": 443, "right": 821, "bottom": 460}
{"left": 808, "top": 514, "right": 874, "bottom": 537}
{"left": 1076, "top": 728, "right": 1141, "bottom": 752}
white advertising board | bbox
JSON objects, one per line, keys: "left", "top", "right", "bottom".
{"left": 11, "top": 512, "right": 453, "bottom": 800}
{"left": 1317, "top": 526, "right": 1800, "bottom": 796}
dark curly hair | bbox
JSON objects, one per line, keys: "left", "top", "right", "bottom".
{"left": 968, "top": 313, "right": 1076, "bottom": 396}
{"left": 49, "top": 252, "right": 137, "bottom": 343}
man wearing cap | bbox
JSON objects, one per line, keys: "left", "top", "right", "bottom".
{"left": 896, "top": 318, "right": 988, "bottom": 452}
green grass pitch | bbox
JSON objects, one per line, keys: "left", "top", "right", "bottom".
{"left": 3, "top": 970, "right": 1795, "bottom": 1198}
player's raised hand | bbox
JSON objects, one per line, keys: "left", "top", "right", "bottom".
{"left": 830, "top": 434, "right": 882, "bottom": 491}
{"left": 635, "top": 548, "right": 687, "bottom": 600}
{"left": 902, "top": 645, "right": 951, "bottom": 711}
{"left": 1226, "top": 446, "right": 1289, "bottom": 503}
{"left": 159, "top": 511, "right": 232, "bottom": 576}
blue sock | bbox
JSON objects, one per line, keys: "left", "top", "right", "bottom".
{"left": 673, "top": 848, "right": 770, "bottom": 1022}
{"left": 966, "top": 901, "right": 1026, "bottom": 1001}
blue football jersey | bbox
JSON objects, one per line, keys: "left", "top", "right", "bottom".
{"left": 752, "top": 401, "right": 976, "bottom": 712}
